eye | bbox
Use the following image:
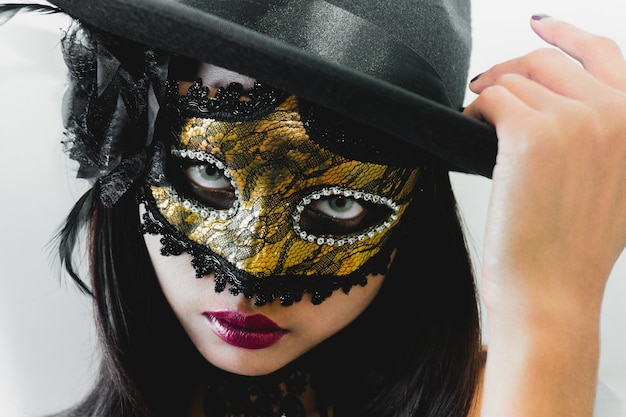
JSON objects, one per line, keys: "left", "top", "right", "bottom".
{"left": 182, "top": 163, "right": 237, "bottom": 210}
{"left": 308, "top": 196, "right": 365, "bottom": 220}
{"left": 186, "top": 164, "right": 231, "bottom": 189}
{"left": 295, "top": 190, "right": 394, "bottom": 238}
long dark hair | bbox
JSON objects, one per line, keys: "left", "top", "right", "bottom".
{"left": 56, "top": 185, "right": 205, "bottom": 417}
{"left": 54, "top": 161, "right": 481, "bottom": 417}
{"left": 52, "top": 20, "right": 482, "bottom": 417}
{"left": 316, "top": 162, "right": 482, "bottom": 417}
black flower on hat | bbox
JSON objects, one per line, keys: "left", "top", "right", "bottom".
{"left": 60, "top": 22, "right": 170, "bottom": 206}
{"left": 0, "top": 3, "right": 172, "bottom": 206}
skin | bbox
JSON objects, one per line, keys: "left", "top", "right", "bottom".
{"left": 464, "top": 16, "right": 626, "bottom": 417}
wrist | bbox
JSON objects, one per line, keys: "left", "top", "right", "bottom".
{"left": 482, "top": 305, "right": 601, "bottom": 417}
{"left": 481, "top": 262, "right": 607, "bottom": 332}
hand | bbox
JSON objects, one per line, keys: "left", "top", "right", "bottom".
{"left": 463, "top": 16, "right": 626, "bottom": 417}
{"left": 465, "top": 16, "right": 626, "bottom": 323}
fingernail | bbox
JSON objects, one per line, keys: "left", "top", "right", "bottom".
{"left": 470, "top": 73, "right": 482, "bottom": 84}
{"left": 531, "top": 14, "right": 552, "bottom": 21}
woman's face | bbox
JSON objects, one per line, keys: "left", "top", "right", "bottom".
{"left": 145, "top": 232, "right": 387, "bottom": 376}
{"left": 142, "top": 63, "right": 414, "bottom": 376}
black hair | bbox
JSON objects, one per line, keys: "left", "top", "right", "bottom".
{"left": 315, "top": 162, "right": 482, "bottom": 417}
{"left": 51, "top": 19, "right": 482, "bottom": 417}
{"left": 56, "top": 184, "right": 205, "bottom": 417}
{"left": 53, "top": 163, "right": 481, "bottom": 417}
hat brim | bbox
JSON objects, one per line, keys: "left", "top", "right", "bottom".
{"left": 49, "top": 0, "right": 498, "bottom": 177}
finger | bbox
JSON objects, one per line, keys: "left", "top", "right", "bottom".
{"left": 486, "top": 73, "right": 570, "bottom": 112}
{"left": 530, "top": 15, "right": 626, "bottom": 90}
{"left": 469, "top": 47, "right": 602, "bottom": 101}
{"left": 463, "top": 84, "right": 535, "bottom": 136}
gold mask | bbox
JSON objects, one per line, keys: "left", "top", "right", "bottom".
{"left": 149, "top": 96, "right": 419, "bottom": 279}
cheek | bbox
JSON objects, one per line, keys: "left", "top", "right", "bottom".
{"left": 295, "top": 272, "right": 386, "bottom": 345}
{"left": 305, "top": 250, "right": 397, "bottom": 338}
{"left": 143, "top": 233, "right": 203, "bottom": 316}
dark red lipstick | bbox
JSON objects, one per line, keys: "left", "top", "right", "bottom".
{"left": 204, "top": 310, "right": 286, "bottom": 349}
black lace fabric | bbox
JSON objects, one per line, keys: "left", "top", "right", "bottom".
{"left": 60, "top": 20, "right": 170, "bottom": 206}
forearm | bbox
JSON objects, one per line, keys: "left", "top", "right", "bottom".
{"left": 481, "top": 294, "right": 601, "bottom": 417}
{"left": 462, "top": 15, "right": 626, "bottom": 417}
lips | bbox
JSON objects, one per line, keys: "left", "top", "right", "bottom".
{"left": 204, "top": 310, "right": 287, "bottom": 349}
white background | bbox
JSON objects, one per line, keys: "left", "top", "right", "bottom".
{"left": 0, "top": 1, "right": 624, "bottom": 416}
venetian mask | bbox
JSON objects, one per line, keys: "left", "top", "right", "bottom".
{"left": 142, "top": 81, "right": 420, "bottom": 305}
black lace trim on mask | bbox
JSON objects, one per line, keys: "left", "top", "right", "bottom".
{"left": 298, "top": 99, "right": 423, "bottom": 167}
{"left": 168, "top": 78, "right": 424, "bottom": 168}
{"left": 170, "top": 79, "right": 290, "bottom": 122}
{"left": 139, "top": 187, "right": 395, "bottom": 306}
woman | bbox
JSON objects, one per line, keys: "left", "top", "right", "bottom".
{"left": 1, "top": 1, "right": 624, "bottom": 417}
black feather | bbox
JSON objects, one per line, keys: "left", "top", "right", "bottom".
{"left": 0, "top": 3, "right": 60, "bottom": 26}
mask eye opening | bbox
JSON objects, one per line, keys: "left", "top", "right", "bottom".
{"left": 292, "top": 186, "right": 400, "bottom": 246}
{"left": 167, "top": 149, "right": 240, "bottom": 220}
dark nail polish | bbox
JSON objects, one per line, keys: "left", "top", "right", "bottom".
{"left": 531, "top": 14, "right": 551, "bottom": 21}
{"left": 470, "top": 73, "right": 482, "bottom": 84}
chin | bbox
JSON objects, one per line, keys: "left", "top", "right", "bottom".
{"left": 202, "top": 347, "right": 296, "bottom": 376}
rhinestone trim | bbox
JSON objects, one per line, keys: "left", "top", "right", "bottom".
{"left": 292, "top": 187, "right": 399, "bottom": 246}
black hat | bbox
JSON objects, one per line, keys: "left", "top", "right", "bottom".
{"left": 21, "top": 0, "right": 499, "bottom": 177}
